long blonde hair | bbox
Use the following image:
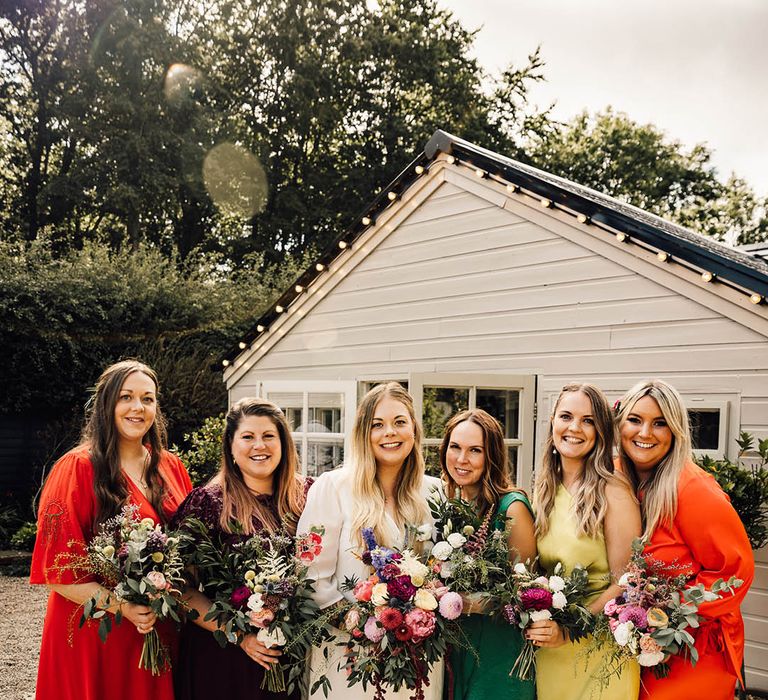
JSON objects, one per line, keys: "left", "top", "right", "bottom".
{"left": 534, "top": 383, "right": 620, "bottom": 538}
{"left": 616, "top": 379, "right": 691, "bottom": 538}
{"left": 349, "top": 383, "right": 429, "bottom": 549}
{"left": 212, "top": 397, "right": 306, "bottom": 535}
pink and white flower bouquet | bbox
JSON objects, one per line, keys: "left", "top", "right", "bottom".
{"left": 591, "top": 538, "right": 742, "bottom": 682}
{"left": 80, "top": 505, "right": 190, "bottom": 675}
{"left": 338, "top": 527, "right": 464, "bottom": 700}
{"left": 501, "top": 561, "right": 592, "bottom": 680}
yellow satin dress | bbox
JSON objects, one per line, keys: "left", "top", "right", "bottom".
{"left": 535, "top": 485, "right": 640, "bottom": 700}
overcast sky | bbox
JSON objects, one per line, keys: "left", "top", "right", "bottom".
{"left": 439, "top": 0, "right": 768, "bottom": 195}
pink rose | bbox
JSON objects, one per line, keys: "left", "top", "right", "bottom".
{"left": 146, "top": 571, "right": 170, "bottom": 591}
{"left": 603, "top": 598, "right": 619, "bottom": 617}
{"left": 354, "top": 578, "right": 375, "bottom": 602}
{"left": 247, "top": 608, "right": 275, "bottom": 629}
{"left": 404, "top": 608, "right": 436, "bottom": 643}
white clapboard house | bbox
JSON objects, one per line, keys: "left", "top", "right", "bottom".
{"left": 222, "top": 130, "right": 768, "bottom": 690}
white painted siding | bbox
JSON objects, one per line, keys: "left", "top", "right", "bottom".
{"left": 230, "top": 174, "right": 768, "bottom": 691}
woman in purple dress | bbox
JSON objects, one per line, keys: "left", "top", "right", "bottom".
{"left": 172, "top": 397, "right": 310, "bottom": 700}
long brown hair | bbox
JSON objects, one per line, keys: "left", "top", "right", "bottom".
{"left": 349, "top": 382, "right": 430, "bottom": 549}
{"left": 81, "top": 360, "right": 168, "bottom": 529}
{"left": 212, "top": 397, "right": 305, "bottom": 535}
{"left": 534, "top": 383, "right": 621, "bottom": 538}
{"left": 440, "top": 408, "right": 524, "bottom": 519}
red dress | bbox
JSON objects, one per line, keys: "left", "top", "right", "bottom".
{"left": 640, "top": 461, "right": 754, "bottom": 700}
{"left": 30, "top": 447, "right": 192, "bottom": 700}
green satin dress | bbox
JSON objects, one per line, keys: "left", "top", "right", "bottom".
{"left": 536, "top": 484, "right": 640, "bottom": 700}
{"left": 447, "top": 492, "right": 535, "bottom": 700}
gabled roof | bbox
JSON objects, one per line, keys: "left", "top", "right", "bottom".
{"left": 221, "top": 129, "right": 768, "bottom": 368}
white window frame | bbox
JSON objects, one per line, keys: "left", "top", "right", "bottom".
{"left": 259, "top": 380, "right": 357, "bottom": 475}
{"left": 685, "top": 397, "right": 732, "bottom": 459}
{"left": 408, "top": 373, "right": 536, "bottom": 490}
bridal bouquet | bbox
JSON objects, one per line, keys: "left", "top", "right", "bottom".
{"left": 501, "top": 561, "right": 592, "bottom": 680}
{"left": 339, "top": 527, "right": 464, "bottom": 700}
{"left": 591, "top": 538, "right": 743, "bottom": 682}
{"left": 81, "top": 505, "right": 189, "bottom": 675}
{"left": 182, "top": 519, "right": 332, "bottom": 694}
{"left": 428, "top": 495, "right": 511, "bottom": 613}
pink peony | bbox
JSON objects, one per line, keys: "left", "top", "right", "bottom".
{"left": 230, "top": 586, "right": 251, "bottom": 609}
{"left": 146, "top": 571, "right": 170, "bottom": 591}
{"left": 379, "top": 607, "right": 404, "bottom": 631}
{"left": 519, "top": 586, "right": 553, "bottom": 611}
{"left": 405, "top": 608, "right": 436, "bottom": 642}
{"left": 387, "top": 575, "right": 417, "bottom": 601}
{"left": 364, "top": 616, "right": 385, "bottom": 642}
{"left": 618, "top": 605, "right": 648, "bottom": 630}
{"left": 438, "top": 591, "right": 463, "bottom": 620}
{"left": 247, "top": 608, "right": 274, "bottom": 629}
{"left": 354, "top": 578, "right": 376, "bottom": 602}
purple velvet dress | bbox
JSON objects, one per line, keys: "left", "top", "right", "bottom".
{"left": 171, "top": 484, "right": 303, "bottom": 700}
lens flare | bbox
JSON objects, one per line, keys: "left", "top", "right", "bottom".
{"left": 203, "top": 143, "right": 268, "bottom": 219}
{"left": 163, "top": 64, "right": 202, "bottom": 104}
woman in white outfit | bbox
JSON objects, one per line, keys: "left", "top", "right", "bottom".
{"left": 297, "top": 382, "right": 443, "bottom": 699}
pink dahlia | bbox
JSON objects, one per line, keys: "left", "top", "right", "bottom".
{"left": 405, "top": 608, "right": 436, "bottom": 642}
{"left": 519, "top": 586, "right": 553, "bottom": 611}
{"left": 438, "top": 591, "right": 463, "bottom": 620}
{"left": 364, "top": 616, "right": 385, "bottom": 642}
{"left": 618, "top": 605, "right": 648, "bottom": 630}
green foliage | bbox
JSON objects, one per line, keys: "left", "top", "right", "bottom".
{"left": 696, "top": 431, "right": 768, "bottom": 549}
{"left": 10, "top": 521, "right": 37, "bottom": 551}
{"left": 0, "top": 504, "right": 24, "bottom": 548}
{"left": 530, "top": 108, "right": 767, "bottom": 245}
{"left": 174, "top": 414, "right": 226, "bottom": 486}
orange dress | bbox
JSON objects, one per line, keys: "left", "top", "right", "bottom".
{"left": 30, "top": 447, "right": 192, "bottom": 700}
{"left": 639, "top": 461, "right": 754, "bottom": 700}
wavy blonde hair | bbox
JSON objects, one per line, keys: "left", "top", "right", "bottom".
{"left": 534, "top": 383, "right": 621, "bottom": 538}
{"left": 616, "top": 379, "right": 691, "bottom": 538}
{"left": 349, "top": 383, "right": 429, "bottom": 549}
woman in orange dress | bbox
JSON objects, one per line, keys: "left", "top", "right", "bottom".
{"left": 615, "top": 379, "right": 754, "bottom": 700}
{"left": 30, "top": 360, "right": 192, "bottom": 700}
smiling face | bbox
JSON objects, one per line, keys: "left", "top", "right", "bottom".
{"left": 369, "top": 396, "right": 416, "bottom": 470}
{"left": 445, "top": 419, "right": 485, "bottom": 498}
{"left": 113, "top": 371, "right": 157, "bottom": 446}
{"left": 551, "top": 391, "right": 597, "bottom": 465}
{"left": 620, "top": 395, "right": 674, "bottom": 477}
{"left": 230, "top": 414, "right": 283, "bottom": 492}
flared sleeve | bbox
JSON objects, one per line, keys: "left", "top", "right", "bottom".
{"left": 296, "top": 470, "right": 346, "bottom": 610}
{"left": 30, "top": 449, "right": 97, "bottom": 585}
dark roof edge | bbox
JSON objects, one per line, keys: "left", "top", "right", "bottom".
{"left": 425, "top": 129, "right": 768, "bottom": 297}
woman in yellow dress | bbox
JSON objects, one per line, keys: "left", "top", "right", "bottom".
{"left": 525, "top": 383, "right": 641, "bottom": 699}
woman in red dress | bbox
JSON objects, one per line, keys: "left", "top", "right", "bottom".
{"left": 616, "top": 379, "right": 754, "bottom": 700}
{"left": 31, "top": 360, "right": 192, "bottom": 700}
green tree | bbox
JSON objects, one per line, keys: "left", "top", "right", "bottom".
{"left": 529, "top": 108, "right": 767, "bottom": 245}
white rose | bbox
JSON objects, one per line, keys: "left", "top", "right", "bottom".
{"left": 637, "top": 651, "right": 666, "bottom": 667}
{"left": 256, "top": 627, "right": 286, "bottom": 648}
{"left": 447, "top": 533, "right": 466, "bottom": 549}
{"left": 247, "top": 593, "right": 264, "bottom": 612}
{"left": 618, "top": 572, "right": 630, "bottom": 587}
{"left": 613, "top": 621, "right": 634, "bottom": 647}
{"left": 529, "top": 609, "right": 552, "bottom": 622}
{"left": 513, "top": 562, "right": 528, "bottom": 575}
{"left": 431, "top": 541, "right": 453, "bottom": 561}
{"left": 548, "top": 575, "right": 565, "bottom": 592}
{"left": 371, "top": 583, "right": 389, "bottom": 606}
{"left": 551, "top": 591, "right": 567, "bottom": 610}
{"left": 415, "top": 524, "right": 434, "bottom": 542}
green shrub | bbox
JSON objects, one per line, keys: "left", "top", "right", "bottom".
{"left": 0, "top": 505, "right": 23, "bottom": 548}
{"left": 697, "top": 431, "right": 768, "bottom": 550}
{"left": 174, "top": 414, "right": 226, "bottom": 486}
{"left": 10, "top": 522, "right": 37, "bottom": 551}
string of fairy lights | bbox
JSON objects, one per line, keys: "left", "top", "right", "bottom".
{"left": 222, "top": 151, "right": 767, "bottom": 369}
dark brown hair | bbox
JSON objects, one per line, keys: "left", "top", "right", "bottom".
{"left": 212, "top": 397, "right": 305, "bottom": 535}
{"left": 81, "top": 360, "right": 168, "bottom": 529}
{"left": 439, "top": 408, "right": 523, "bottom": 519}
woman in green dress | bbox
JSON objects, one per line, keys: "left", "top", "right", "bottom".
{"left": 440, "top": 408, "right": 536, "bottom": 700}
{"left": 525, "top": 383, "right": 641, "bottom": 700}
